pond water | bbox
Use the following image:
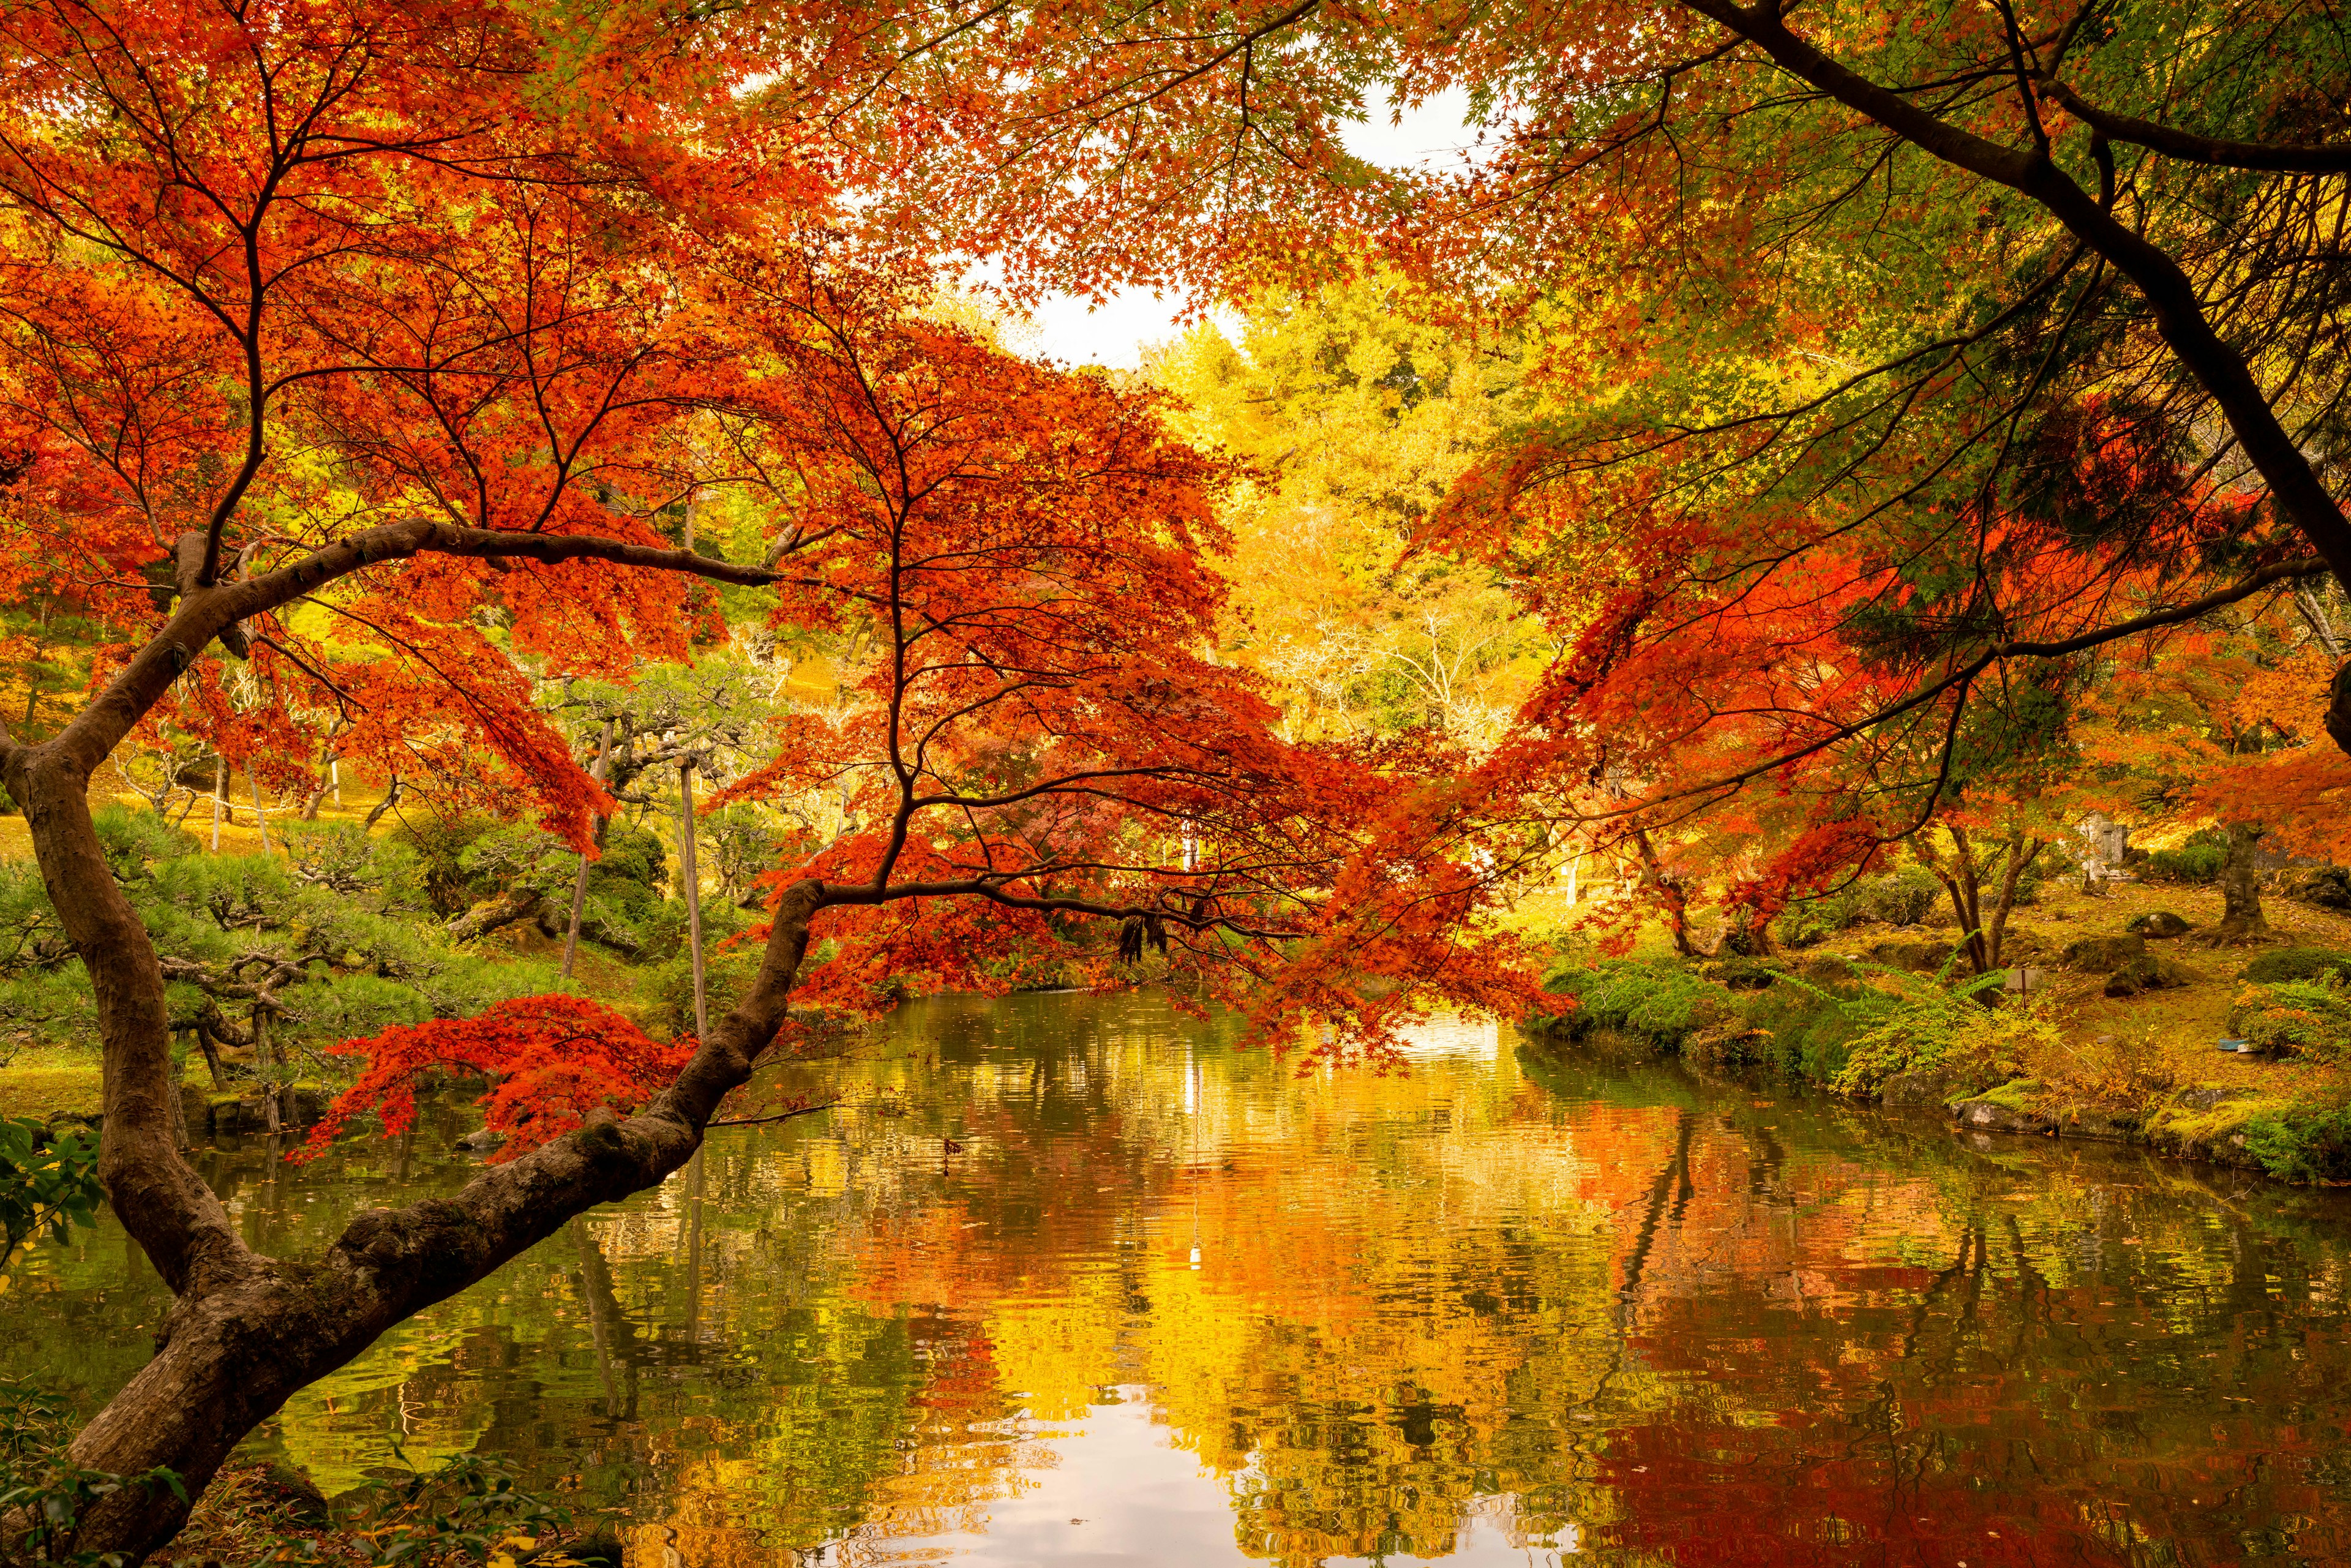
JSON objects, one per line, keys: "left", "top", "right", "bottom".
{"left": 10, "top": 990, "right": 2351, "bottom": 1566}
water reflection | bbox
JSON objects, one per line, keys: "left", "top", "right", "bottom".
{"left": 9, "top": 990, "right": 2351, "bottom": 1565}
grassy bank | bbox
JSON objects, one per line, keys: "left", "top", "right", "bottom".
{"left": 1523, "top": 874, "right": 2351, "bottom": 1184}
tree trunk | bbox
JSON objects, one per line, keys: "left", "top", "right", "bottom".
{"left": 2214, "top": 820, "right": 2273, "bottom": 945}
{"left": 1983, "top": 838, "right": 2043, "bottom": 972}
{"left": 1632, "top": 830, "right": 1698, "bottom": 959}
{"left": 679, "top": 761, "right": 708, "bottom": 1039}
{"left": 361, "top": 775, "right": 403, "bottom": 831}
{"left": 443, "top": 887, "right": 547, "bottom": 944}
{"left": 561, "top": 721, "right": 615, "bottom": 980}
{"left": 4, "top": 725, "right": 828, "bottom": 1562}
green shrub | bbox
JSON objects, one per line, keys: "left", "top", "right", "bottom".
{"left": 1825, "top": 970, "right": 2047, "bottom": 1100}
{"left": 2243, "top": 1106, "right": 2351, "bottom": 1184}
{"left": 2229, "top": 977, "right": 2351, "bottom": 1062}
{"left": 1774, "top": 891, "right": 1862, "bottom": 949}
{"left": 2148, "top": 828, "right": 2229, "bottom": 885}
{"left": 1532, "top": 961, "right": 1727, "bottom": 1047}
{"left": 1738, "top": 977, "right": 1894, "bottom": 1084}
{"left": 1866, "top": 868, "right": 1943, "bottom": 926}
{"left": 2240, "top": 948, "right": 2351, "bottom": 985}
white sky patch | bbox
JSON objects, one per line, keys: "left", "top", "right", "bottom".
{"left": 975, "top": 88, "right": 1482, "bottom": 370}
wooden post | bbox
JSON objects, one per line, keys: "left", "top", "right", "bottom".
{"left": 561, "top": 720, "right": 616, "bottom": 980}
{"left": 254, "top": 1006, "right": 280, "bottom": 1136}
{"left": 678, "top": 759, "right": 708, "bottom": 1041}
{"left": 249, "top": 767, "right": 272, "bottom": 855}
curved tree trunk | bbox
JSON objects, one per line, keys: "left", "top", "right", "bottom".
{"left": 7, "top": 706, "right": 828, "bottom": 1562}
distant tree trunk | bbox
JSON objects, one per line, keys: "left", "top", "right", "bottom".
{"left": 362, "top": 775, "right": 403, "bottom": 831}
{"left": 247, "top": 768, "right": 271, "bottom": 855}
{"left": 561, "top": 721, "right": 615, "bottom": 980}
{"left": 209, "top": 757, "right": 226, "bottom": 852}
{"left": 1633, "top": 830, "right": 1698, "bottom": 958}
{"left": 192, "top": 1021, "right": 227, "bottom": 1092}
{"left": 445, "top": 888, "right": 546, "bottom": 944}
{"left": 1919, "top": 825, "right": 2044, "bottom": 973}
{"left": 2215, "top": 821, "right": 2273, "bottom": 944}
{"left": 680, "top": 760, "right": 709, "bottom": 1038}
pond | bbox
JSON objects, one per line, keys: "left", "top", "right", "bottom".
{"left": 9, "top": 989, "right": 2351, "bottom": 1566}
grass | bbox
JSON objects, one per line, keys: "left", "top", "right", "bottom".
{"left": 0, "top": 1045, "right": 108, "bottom": 1119}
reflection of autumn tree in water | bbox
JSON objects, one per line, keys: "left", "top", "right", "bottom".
{"left": 14, "top": 997, "right": 2351, "bottom": 1564}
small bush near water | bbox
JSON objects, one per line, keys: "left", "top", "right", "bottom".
{"left": 2244, "top": 1107, "right": 2351, "bottom": 1185}
{"left": 1532, "top": 961, "right": 1728, "bottom": 1048}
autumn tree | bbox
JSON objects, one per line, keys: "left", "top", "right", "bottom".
{"left": 784, "top": 0, "right": 2351, "bottom": 909}
{"left": 0, "top": 6, "right": 1522, "bottom": 1556}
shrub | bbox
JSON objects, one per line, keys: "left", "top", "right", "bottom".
{"left": 1826, "top": 970, "right": 2048, "bottom": 1100}
{"left": 1533, "top": 961, "right": 1728, "bottom": 1048}
{"left": 1738, "top": 975, "right": 1892, "bottom": 1084}
{"left": 1866, "top": 868, "right": 1943, "bottom": 926}
{"left": 2240, "top": 948, "right": 2351, "bottom": 985}
{"left": 2243, "top": 1106, "right": 2351, "bottom": 1184}
{"left": 2229, "top": 978, "right": 2351, "bottom": 1062}
{"left": 1775, "top": 891, "right": 1863, "bottom": 949}
{"left": 2147, "top": 827, "right": 2229, "bottom": 885}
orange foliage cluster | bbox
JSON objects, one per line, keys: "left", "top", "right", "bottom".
{"left": 296, "top": 997, "right": 693, "bottom": 1163}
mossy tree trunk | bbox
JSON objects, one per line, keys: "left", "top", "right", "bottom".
{"left": 2215, "top": 820, "right": 2273, "bottom": 944}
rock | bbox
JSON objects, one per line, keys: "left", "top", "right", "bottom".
{"left": 250, "top": 1460, "right": 331, "bottom": 1527}
{"left": 1880, "top": 1068, "right": 1955, "bottom": 1109}
{"left": 2103, "top": 955, "right": 2195, "bottom": 998}
{"left": 179, "top": 1084, "right": 214, "bottom": 1138}
{"left": 282, "top": 1082, "right": 332, "bottom": 1128}
{"left": 456, "top": 1127, "right": 508, "bottom": 1153}
{"left": 1867, "top": 939, "right": 1957, "bottom": 973}
{"left": 2283, "top": 866, "right": 2351, "bottom": 912}
{"left": 1950, "top": 1095, "right": 2058, "bottom": 1136}
{"left": 209, "top": 1097, "right": 276, "bottom": 1136}
{"left": 2125, "top": 910, "right": 2192, "bottom": 938}
{"left": 39, "top": 1111, "right": 99, "bottom": 1145}
{"left": 2060, "top": 934, "right": 2147, "bottom": 973}
{"left": 2175, "top": 1085, "right": 2254, "bottom": 1113}
{"left": 523, "top": 1536, "right": 623, "bottom": 1568}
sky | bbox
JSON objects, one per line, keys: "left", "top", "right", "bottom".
{"left": 1015, "top": 88, "right": 1480, "bottom": 370}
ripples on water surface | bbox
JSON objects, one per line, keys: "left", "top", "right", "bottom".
{"left": 10, "top": 991, "right": 2351, "bottom": 1566}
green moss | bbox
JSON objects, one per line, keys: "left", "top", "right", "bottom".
{"left": 1973, "top": 1078, "right": 2044, "bottom": 1112}
{"left": 2240, "top": 948, "right": 2351, "bottom": 985}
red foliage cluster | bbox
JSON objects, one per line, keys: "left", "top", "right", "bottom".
{"left": 294, "top": 997, "right": 694, "bottom": 1164}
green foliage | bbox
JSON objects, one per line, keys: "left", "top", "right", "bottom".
{"left": 0, "top": 1380, "right": 184, "bottom": 1568}
{"left": 0, "top": 808, "right": 565, "bottom": 1065}
{"left": 2242, "top": 1106, "right": 2351, "bottom": 1185}
{"left": 0, "top": 1119, "right": 101, "bottom": 1274}
{"left": 1534, "top": 961, "right": 1727, "bottom": 1048}
{"left": 1736, "top": 973, "right": 1891, "bottom": 1084}
{"left": 2229, "top": 977, "right": 2351, "bottom": 1062}
{"left": 1774, "top": 890, "right": 1861, "bottom": 949}
{"left": 2240, "top": 948, "right": 2351, "bottom": 985}
{"left": 1824, "top": 969, "right": 2044, "bottom": 1100}
{"left": 1866, "top": 867, "right": 1943, "bottom": 926}
{"left": 389, "top": 812, "right": 500, "bottom": 916}
{"left": 2147, "top": 828, "right": 2229, "bottom": 885}
{"left": 255, "top": 1453, "right": 587, "bottom": 1566}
